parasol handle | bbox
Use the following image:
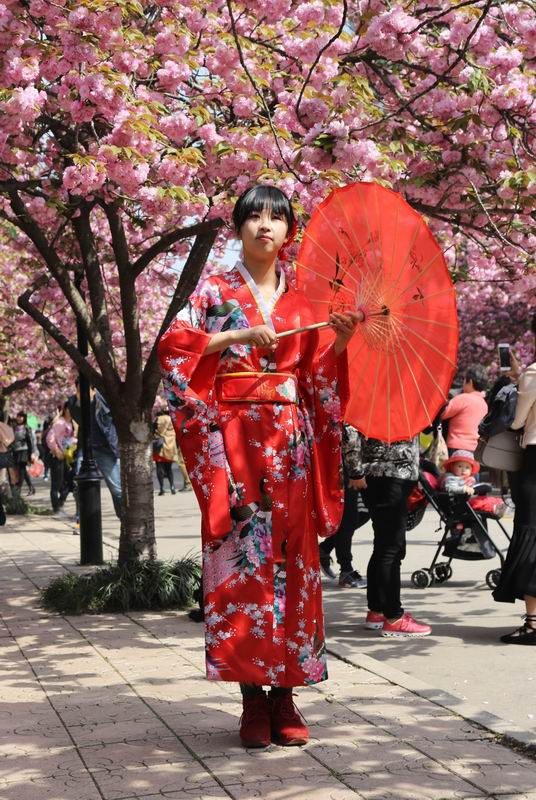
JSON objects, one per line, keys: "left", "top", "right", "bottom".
{"left": 277, "top": 321, "right": 330, "bottom": 339}
{"left": 277, "top": 307, "right": 389, "bottom": 339}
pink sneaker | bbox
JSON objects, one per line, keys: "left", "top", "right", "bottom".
{"left": 382, "top": 612, "right": 432, "bottom": 638}
{"left": 365, "top": 611, "right": 385, "bottom": 630}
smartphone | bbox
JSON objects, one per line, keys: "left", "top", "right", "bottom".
{"left": 498, "top": 343, "right": 511, "bottom": 372}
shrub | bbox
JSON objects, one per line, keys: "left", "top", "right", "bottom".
{"left": 41, "top": 557, "right": 201, "bottom": 614}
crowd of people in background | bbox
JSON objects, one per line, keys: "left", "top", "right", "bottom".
{"left": 0, "top": 390, "right": 191, "bottom": 525}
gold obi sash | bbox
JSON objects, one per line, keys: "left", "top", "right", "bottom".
{"left": 215, "top": 372, "right": 298, "bottom": 404}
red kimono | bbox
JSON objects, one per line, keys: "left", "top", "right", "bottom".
{"left": 158, "top": 261, "right": 349, "bottom": 687}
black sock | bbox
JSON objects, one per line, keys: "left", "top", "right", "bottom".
{"left": 269, "top": 687, "right": 292, "bottom": 697}
{"left": 240, "top": 683, "right": 264, "bottom": 699}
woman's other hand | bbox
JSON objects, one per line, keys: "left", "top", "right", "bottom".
{"left": 349, "top": 476, "right": 367, "bottom": 490}
{"left": 239, "top": 325, "right": 278, "bottom": 350}
{"left": 330, "top": 312, "right": 360, "bottom": 355}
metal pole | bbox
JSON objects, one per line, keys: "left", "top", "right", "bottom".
{"left": 74, "top": 272, "right": 103, "bottom": 565}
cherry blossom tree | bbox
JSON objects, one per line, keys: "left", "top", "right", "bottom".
{"left": 0, "top": 228, "right": 74, "bottom": 418}
{"left": 1, "top": 0, "right": 534, "bottom": 561}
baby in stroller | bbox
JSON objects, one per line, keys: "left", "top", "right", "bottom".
{"left": 409, "top": 454, "right": 511, "bottom": 589}
{"left": 439, "top": 450, "right": 506, "bottom": 517}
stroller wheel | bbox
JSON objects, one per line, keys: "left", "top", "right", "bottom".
{"left": 433, "top": 563, "right": 451, "bottom": 583}
{"left": 485, "top": 569, "right": 501, "bottom": 590}
{"left": 411, "top": 569, "right": 432, "bottom": 589}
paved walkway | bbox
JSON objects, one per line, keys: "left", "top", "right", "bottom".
{"left": 1, "top": 486, "right": 536, "bottom": 799}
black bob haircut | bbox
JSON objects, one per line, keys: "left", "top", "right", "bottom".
{"left": 232, "top": 185, "right": 295, "bottom": 234}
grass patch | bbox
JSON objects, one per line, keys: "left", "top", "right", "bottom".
{"left": 1, "top": 492, "right": 29, "bottom": 515}
{"left": 41, "top": 558, "right": 201, "bottom": 615}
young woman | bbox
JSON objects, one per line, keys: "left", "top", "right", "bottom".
{"left": 152, "top": 409, "right": 192, "bottom": 494}
{"left": 158, "top": 185, "right": 358, "bottom": 748}
{"left": 46, "top": 402, "right": 76, "bottom": 512}
{"left": 493, "top": 312, "right": 536, "bottom": 644}
{"left": 12, "top": 411, "right": 37, "bottom": 495}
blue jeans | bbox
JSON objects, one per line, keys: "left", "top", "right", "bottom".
{"left": 93, "top": 448, "right": 122, "bottom": 519}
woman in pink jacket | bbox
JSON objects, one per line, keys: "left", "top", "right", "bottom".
{"left": 441, "top": 364, "right": 488, "bottom": 455}
{"left": 45, "top": 403, "right": 76, "bottom": 512}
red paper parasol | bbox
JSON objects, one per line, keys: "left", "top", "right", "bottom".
{"left": 295, "top": 182, "right": 459, "bottom": 443}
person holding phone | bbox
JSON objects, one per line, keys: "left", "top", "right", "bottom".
{"left": 493, "top": 312, "right": 536, "bottom": 644}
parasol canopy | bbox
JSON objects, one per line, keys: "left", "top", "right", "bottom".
{"left": 296, "top": 182, "right": 459, "bottom": 443}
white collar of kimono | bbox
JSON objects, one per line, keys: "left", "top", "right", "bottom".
{"left": 234, "top": 259, "right": 286, "bottom": 331}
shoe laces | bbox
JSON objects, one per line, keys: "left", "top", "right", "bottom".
{"left": 273, "top": 693, "right": 307, "bottom": 723}
{"left": 524, "top": 614, "right": 536, "bottom": 631}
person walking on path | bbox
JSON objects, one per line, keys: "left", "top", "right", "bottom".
{"left": 350, "top": 431, "right": 432, "bottom": 637}
{"left": 91, "top": 390, "right": 123, "bottom": 519}
{"left": 153, "top": 410, "right": 192, "bottom": 494}
{"left": 0, "top": 414, "right": 14, "bottom": 525}
{"left": 159, "top": 184, "right": 358, "bottom": 749}
{"left": 441, "top": 365, "right": 488, "bottom": 455}
{"left": 46, "top": 402, "right": 76, "bottom": 512}
{"left": 319, "top": 423, "right": 368, "bottom": 588}
{"left": 493, "top": 312, "right": 536, "bottom": 645}
{"left": 12, "top": 411, "right": 37, "bottom": 495}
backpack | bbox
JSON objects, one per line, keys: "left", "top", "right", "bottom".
{"left": 478, "top": 384, "right": 517, "bottom": 439}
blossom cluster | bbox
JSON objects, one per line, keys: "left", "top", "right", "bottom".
{"left": 0, "top": 0, "right": 534, "bottom": 404}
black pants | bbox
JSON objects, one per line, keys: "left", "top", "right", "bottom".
{"left": 14, "top": 457, "right": 33, "bottom": 492}
{"left": 156, "top": 461, "right": 175, "bottom": 492}
{"left": 319, "top": 481, "right": 367, "bottom": 573}
{"left": 364, "top": 476, "right": 414, "bottom": 619}
{"left": 49, "top": 457, "right": 66, "bottom": 512}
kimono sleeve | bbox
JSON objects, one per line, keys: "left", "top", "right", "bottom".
{"left": 297, "top": 328, "right": 350, "bottom": 538}
{"left": 157, "top": 283, "right": 232, "bottom": 541}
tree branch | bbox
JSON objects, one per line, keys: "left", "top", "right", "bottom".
{"left": 295, "top": 0, "right": 348, "bottom": 127}
{"left": 142, "top": 226, "right": 220, "bottom": 402}
{"left": 0, "top": 367, "right": 55, "bottom": 398}
{"left": 132, "top": 218, "right": 224, "bottom": 278}
{"left": 17, "top": 276, "right": 105, "bottom": 394}
{"left": 72, "top": 203, "right": 117, "bottom": 374}
{"left": 5, "top": 190, "right": 110, "bottom": 362}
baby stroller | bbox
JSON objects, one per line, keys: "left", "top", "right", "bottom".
{"left": 407, "top": 460, "right": 511, "bottom": 591}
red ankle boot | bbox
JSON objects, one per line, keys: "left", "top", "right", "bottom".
{"left": 270, "top": 692, "right": 309, "bottom": 746}
{"left": 239, "top": 692, "right": 271, "bottom": 748}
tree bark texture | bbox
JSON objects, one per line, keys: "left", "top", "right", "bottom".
{"left": 118, "top": 425, "right": 156, "bottom": 564}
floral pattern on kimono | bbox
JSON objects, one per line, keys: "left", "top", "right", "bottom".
{"left": 158, "top": 261, "right": 349, "bottom": 686}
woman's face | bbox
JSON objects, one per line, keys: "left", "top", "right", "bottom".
{"left": 63, "top": 407, "right": 72, "bottom": 422}
{"left": 16, "top": 414, "right": 24, "bottom": 425}
{"left": 239, "top": 206, "right": 289, "bottom": 261}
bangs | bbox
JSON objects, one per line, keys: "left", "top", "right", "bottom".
{"left": 233, "top": 185, "right": 295, "bottom": 232}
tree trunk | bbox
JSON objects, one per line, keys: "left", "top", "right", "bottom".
{"left": 118, "top": 422, "right": 156, "bottom": 564}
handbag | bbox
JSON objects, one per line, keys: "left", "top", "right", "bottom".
{"left": 481, "top": 430, "right": 523, "bottom": 472}
{"left": 152, "top": 436, "right": 164, "bottom": 455}
{"left": 0, "top": 450, "right": 14, "bottom": 469}
{"left": 428, "top": 426, "right": 449, "bottom": 471}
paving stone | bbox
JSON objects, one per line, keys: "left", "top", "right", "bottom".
{"left": 0, "top": 745, "right": 85, "bottom": 783}
{"left": 340, "top": 749, "right": 487, "bottom": 799}
{"left": 203, "top": 748, "right": 332, "bottom": 785}
{"left": 411, "top": 739, "right": 536, "bottom": 794}
{"left": 226, "top": 775, "right": 363, "bottom": 799}
{"left": 89, "top": 762, "right": 219, "bottom": 799}
{"left": 79, "top": 738, "right": 193, "bottom": 770}
{"left": 0, "top": 773, "right": 102, "bottom": 800}
{"left": 131, "top": 790, "right": 229, "bottom": 800}
{"left": 67, "top": 717, "right": 174, "bottom": 747}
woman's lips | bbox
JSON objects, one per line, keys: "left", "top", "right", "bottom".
{"left": 257, "top": 235, "right": 272, "bottom": 241}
